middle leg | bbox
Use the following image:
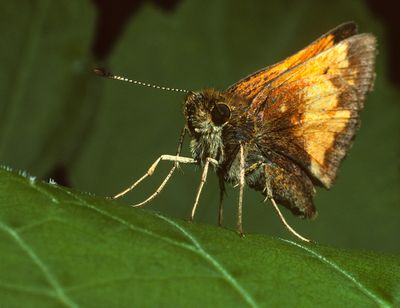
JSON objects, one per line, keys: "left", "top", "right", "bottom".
{"left": 237, "top": 143, "right": 245, "bottom": 237}
{"left": 190, "top": 157, "right": 218, "bottom": 221}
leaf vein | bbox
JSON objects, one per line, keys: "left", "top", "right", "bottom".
{"left": 280, "top": 239, "right": 391, "bottom": 307}
{"left": 0, "top": 222, "right": 78, "bottom": 308}
{"left": 155, "top": 213, "right": 259, "bottom": 308}
{"left": 10, "top": 176, "right": 59, "bottom": 204}
{"left": 50, "top": 186, "right": 197, "bottom": 253}
{"left": 51, "top": 186, "right": 258, "bottom": 307}
{"left": 16, "top": 217, "right": 63, "bottom": 233}
{"left": 0, "top": 281, "right": 54, "bottom": 297}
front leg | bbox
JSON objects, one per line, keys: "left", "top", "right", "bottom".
{"left": 113, "top": 128, "right": 190, "bottom": 207}
{"left": 131, "top": 155, "right": 198, "bottom": 208}
{"left": 113, "top": 155, "right": 196, "bottom": 200}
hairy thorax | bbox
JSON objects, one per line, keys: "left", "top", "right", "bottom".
{"left": 184, "top": 89, "right": 235, "bottom": 166}
{"left": 189, "top": 126, "right": 224, "bottom": 164}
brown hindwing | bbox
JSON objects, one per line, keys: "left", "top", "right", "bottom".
{"left": 246, "top": 149, "right": 317, "bottom": 218}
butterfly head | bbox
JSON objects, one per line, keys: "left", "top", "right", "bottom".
{"left": 183, "top": 89, "right": 232, "bottom": 162}
{"left": 184, "top": 90, "right": 231, "bottom": 137}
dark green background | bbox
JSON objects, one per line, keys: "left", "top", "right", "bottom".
{"left": 1, "top": 0, "right": 399, "bottom": 254}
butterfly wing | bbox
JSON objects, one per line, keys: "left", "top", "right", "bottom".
{"left": 253, "top": 33, "right": 376, "bottom": 188}
{"left": 227, "top": 22, "right": 358, "bottom": 102}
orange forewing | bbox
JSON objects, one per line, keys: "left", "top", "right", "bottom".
{"left": 253, "top": 34, "right": 376, "bottom": 188}
{"left": 227, "top": 22, "right": 358, "bottom": 101}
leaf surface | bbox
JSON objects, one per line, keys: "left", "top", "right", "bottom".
{"left": 1, "top": 168, "right": 399, "bottom": 307}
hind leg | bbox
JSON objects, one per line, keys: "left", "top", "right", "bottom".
{"left": 263, "top": 167, "right": 311, "bottom": 242}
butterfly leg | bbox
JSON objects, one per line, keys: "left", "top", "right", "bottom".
{"left": 130, "top": 155, "right": 197, "bottom": 207}
{"left": 218, "top": 176, "right": 225, "bottom": 226}
{"left": 113, "top": 129, "right": 193, "bottom": 207}
{"left": 190, "top": 157, "right": 219, "bottom": 221}
{"left": 237, "top": 143, "right": 245, "bottom": 237}
{"left": 263, "top": 173, "right": 311, "bottom": 243}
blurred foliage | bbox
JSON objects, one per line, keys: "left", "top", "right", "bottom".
{"left": 0, "top": 0, "right": 399, "bottom": 258}
{"left": 0, "top": 168, "right": 399, "bottom": 307}
{"left": 0, "top": 1, "right": 96, "bottom": 176}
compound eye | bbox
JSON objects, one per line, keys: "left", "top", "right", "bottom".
{"left": 211, "top": 103, "right": 231, "bottom": 126}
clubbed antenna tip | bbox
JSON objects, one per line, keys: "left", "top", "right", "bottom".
{"left": 93, "top": 67, "right": 111, "bottom": 77}
{"left": 92, "top": 67, "right": 189, "bottom": 93}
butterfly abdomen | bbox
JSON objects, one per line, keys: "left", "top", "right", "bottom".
{"left": 243, "top": 149, "right": 317, "bottom": 219}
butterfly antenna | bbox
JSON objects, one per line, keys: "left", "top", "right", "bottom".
{"left": 93, "top": 67, "right": 189, "bottom": 93}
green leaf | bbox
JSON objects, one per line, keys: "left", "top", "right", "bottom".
{"left": 1, "top": 168, "right": 399, "bottom": 307}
